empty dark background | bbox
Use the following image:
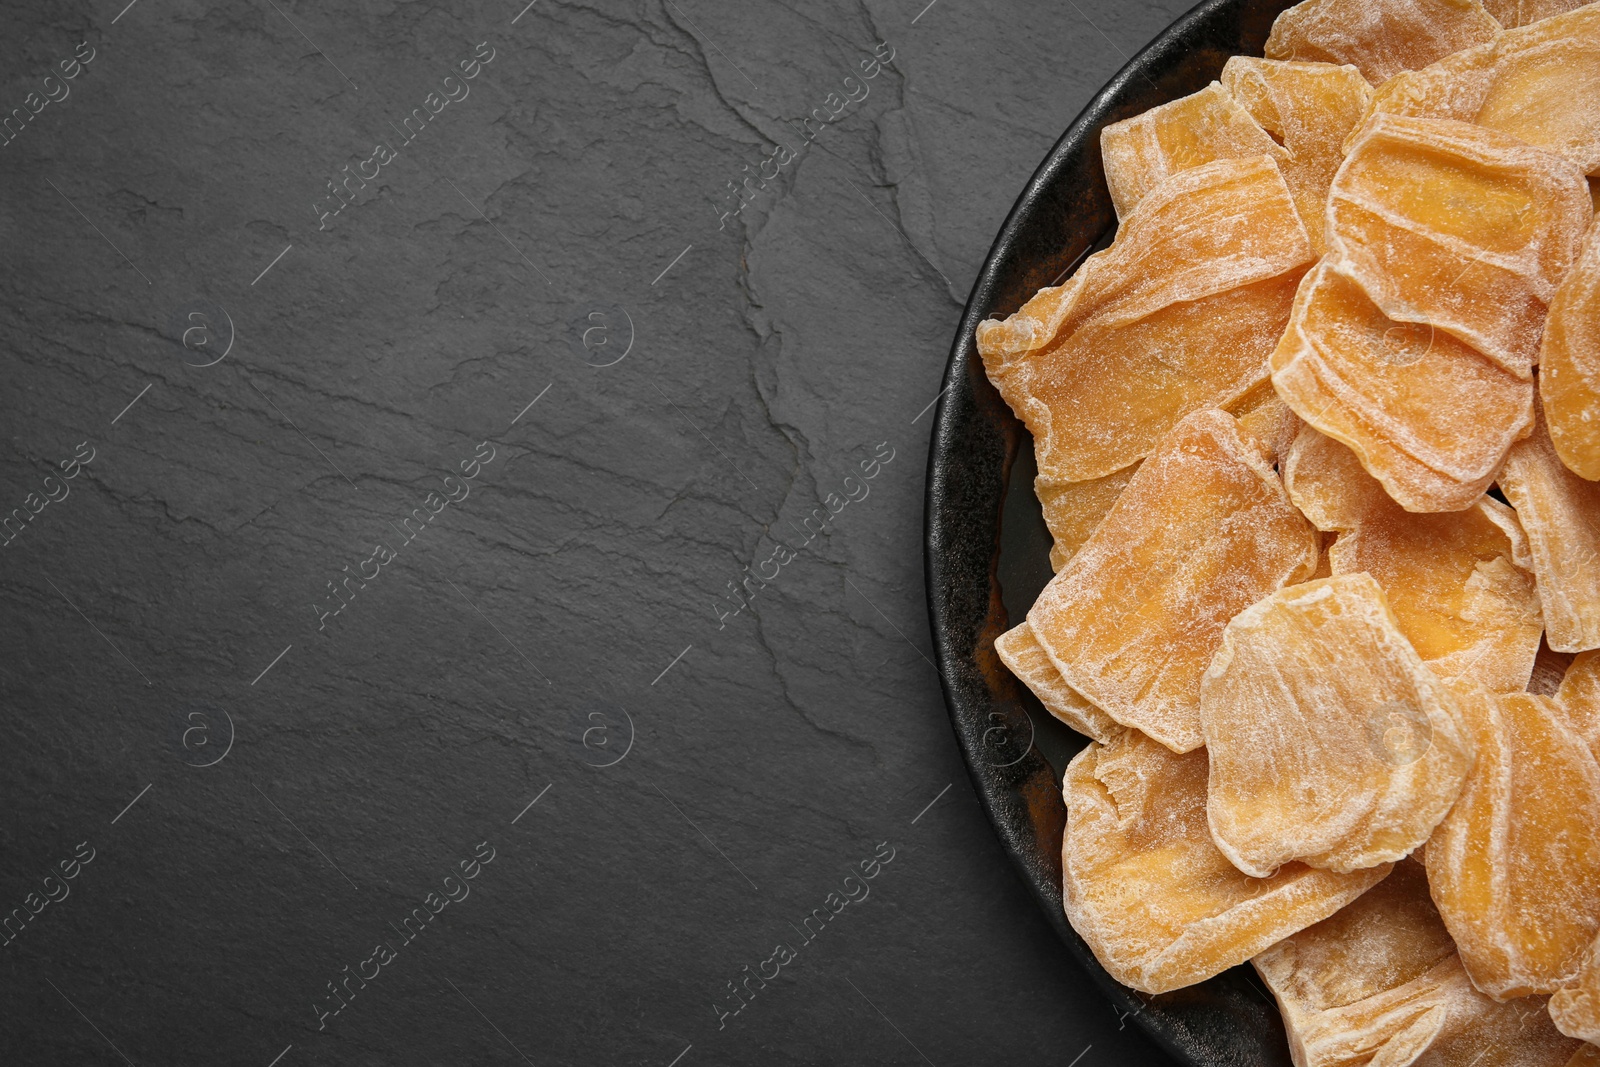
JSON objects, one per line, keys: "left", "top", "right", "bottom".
{"left": 0, "top": 0, "right": 1192, "bottom": 1062}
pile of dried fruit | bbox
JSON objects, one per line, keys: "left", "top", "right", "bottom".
{"left": 978, "top": 1, "right": 1600, "bottom": 1062}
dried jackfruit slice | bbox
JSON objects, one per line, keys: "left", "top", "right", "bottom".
{"left": 1331, "top": 114, "right": 1592, "bottom": 379}
{"left": 1034, "top": 465, "right": 1139, "bottom": 573}
{"left": 1483, "top": 0, "right": 1594, "bottom": 28}
{"left": 1099, "top": 81, "right": 1289, "bottom": 221}
{"left": 1499, "top": 411, "right": 1600, "bottom": 651}
{"left": 1551, "top": 933, "right": 1600, "bottom": 1044}
{"left": 977, "top": 155, "right": 1313, "bottom": 483}
{"left": 1283, "top": 426, "right": 1543, "bottom": 692}
{"left": 1028, "top": 409, "right": 1320, "bottom": 753}
{"left": 1236, "top": 394, "right": 1304, "bottom": 465}
{"left": 1556, "top": 649, "right": 1600, "bottom": 753}
{"left": 1426, "top": 684, "right": 1600, "bottom": 998}
{"left": 1362, "top": 6, "right": 1600, "bottom": 176}
{"left": 1265, "top": 0, "right": 1500, "bottom": 85}
{"left": 1255, "top": 858, "right": 1586, "bottom": 1067}
{"left": 1061, "top": 728, "right": 1392, "bottom": 995}
{"left": 1220, "top": 57, "right": 1376, "bottom": 256}
{"left": 1200, "top": 574, "right": 1475, "bottom": 877}
{"left": 1270, "top": 257, "right": 1536, "bottom": 513}
{"left": 1541, "top": 217, "right": 1600, "bottom": 480}
{"left": 993, "top": 622, "right": 1122, "bottom": 743}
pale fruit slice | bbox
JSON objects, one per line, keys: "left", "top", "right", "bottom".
{"left": 1061, "top": 728, "right": 1392, "bottom": 995}
{"left": 1282, "top": 426, "right": 1543, "bottom": 692}
{"left": 1201, "top": 574, "right": 1475, "bottom": 877}
{"left": 1551, "top": 933, "right": 1600, "bottom": 1043}
{"left": 1270, "top": 257, "right": 1535, "bottom": 513}
{"left": 977, "top": 155, "right": 1313, "bottom": 483}
{"left": 1426, "top": 684, "right": 1600, "bottom": 998}
{"left": 1265, "top": 0, "right": 1500, "bottom": 85}
{"left": 1330, "top": 114, "right": 1592, "bottom": 379}
{"left": 1099, "top": 81, "right": 1289, "bottom": 221}
{"left": 1499, "top": 410, "right": 1600, "bottom": 651}
{"left": 993, "top": 622, "right": 1122, "bottom": 744}
{"left": 1220, "top": 57, "right": 1376, "bottom": 256}
{"left": 1483, "top": 0, "right": 1593, "bottom": 27}
{"left": 1254, "top": 858, "right": 1586, "bottom": 1067}
{"left": 1028, "top": 409, "right": 1320, "bottom": 753}
{"left": 1540, "top": 217, "right": 1600, "bottom": 479}
{"left": 1361, "top": 6, "right": 1600, "bottom": 176}
{"left": 1035, "top": 465, "right": 1138, "bottom": 573}
{"left": 1556, "top": 649, "right": 1600, "bottom": 754}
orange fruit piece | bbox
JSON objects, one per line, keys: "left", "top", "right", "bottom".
{"left": 1551, "top": 933, "right": 1600, "bottom": 1044}
{"left": 1483, "top": 0, "right": 1594, "bottom": 28}
{"left": 1099, "top": 81, "right": 1289, "bottom": 222}
{"left": 1265, "top": 0, "right": 1500, "bottom": 86}
{"left": 1330, "top": 114, "right": 1592, "bottom": 380}
{"left": 1283, "top": 426, "right": 1543, "bottom": 692}
{"left": 1200, "top": 574, "right": 1475, "bottom": 877}
{"left": 1028, "top": 409, "right": 1319, "bottom": 753}
{"left": 1426, "top": 684, "right": 1600, "bottom": 999}
{"left": 1235, "top": 393, "right": 1304, "bottom": 465}
{"left": 1254, "top": 858, "right": 1586, "bottom": 1066}
{"left": 1220, "top": 57, "right": 1376, "bottom": 256}
{"left": 1270, "top": 257, "right": 1535, "bottom": 513}
{"left": 1499, "top": 409, "right": 1600, "bottom": 652}
{"left": 1541, "top": 218, "right": 1600, "bottom": 480}
{"left": 993, "top": 622, "right": 1122, "bottom": 743}
{"left": 977, "top": 155, "right": 1314, "bottom": 483}
{"left": 1362, "top": 6, "right": 1600, "bottom": 177}
{"left": 1034, "top": 465, "right": 1138, "bottom": 573}
{"left": 1061, "top": 728, "right": 1392, "bottom": 994}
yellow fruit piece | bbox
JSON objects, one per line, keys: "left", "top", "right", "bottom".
{"left": 1283, "top": 426, "right": 1543, "bottom": 692}
{"left": 1201, "top": 574, "right": 1475, "bottom": 877}
{"left": 1484, "top": 0, "right": 1594, "bottom": 27}
{"left": 1331, "top": 114, "right": 1592, "bottom": 379}
{"left": 977, "top": 155, "right": 1313, "bottom": 483}
{"left": 1099, "top": 81, "right": 1289, "bottom": 221}
{"left": 1499, "top": 410, "right": 1600, "bottom": 651}
{"left": 1556, "top": 649, "right": 1600, "bottom": 753}
{"left": 1061, "top": 728, "right": 1391, "bottom": 994}
{"left": 1426, "top": 684, "right": 1600, "bottom": 998}
{"left": 1265, "top": 0, "right": 1500, "bottom": 85}
{"left": 1220, "top": 57, "right": 1376, "bottom": 256}
{"left": 1541, "top": 218, "right": 1600, "bottom": 480}
{"left": 1255, "top": 858, "right": 1585, "bottom": 1067}
{"left": 1362, "top": 6, "right": 1600, "bottom": 176}
{"left": 993, "top": 622, "right": 1122, "bottom": 743}
{"left": 1028, "top": 409, "right": 1320, "bottom": 753}
{"left": 1270, "top": 258, "right": 1535, "bottom": 513}
{"left": 1034, "top": 465, "right": 1138, "bottom": 573}
{"left": 1551, "top": 933, "right": 1600, "bottom": 1043}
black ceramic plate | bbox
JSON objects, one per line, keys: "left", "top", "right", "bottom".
{"left": 923, "top": 0, "right": 1304, "bottom": 1063}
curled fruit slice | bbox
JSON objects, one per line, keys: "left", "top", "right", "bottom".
{"left": 1254, "top": 858, "right": 1586, "bottom": 1067}
{"left": 977, "top": 155, "right": 1313, "bottom": 483}
{"left": 1330, "top": 114, "right": 1591, "bottom": 379}
{"left": 993, "top": 622, "right": 1122, "bottom": 744}
{"left": 1265, "top": 0, "right": 1500, "bottom": 85}
{"left": 1556, "top": 650, "right": 1600, "bottom": 754}
{"left": 1426, "top": 684, "right": 1600, "bottom": 998}
{"left": 1061, "top": 728, "right": 1391, "bottom": 995}
{"left": 1034, "top": 465, "right": 1138, "bottom": 573}
{"left": 1028, "top": 409, "right": 1319, "bottom": 753}
{"left": 1540, "top": 217, "right": 1600, "bottom": 480}
{"left": 1220, "top": 57, "right": 1375, "bottom": 256}
{"left": 1362, "top": 5, "right": 1600, "bottom": 176}
{"left": 1099, "top": 81, "right": 1288, "bottom": 221}
{"left": 1201, "top": 574, "right": 1475, "bottom": 877}
{"left": 1270, "top": 258, "right": 1535, "bottom": 513}
{"left": 1283, "top": 426, "right": 1543, "bottom": 692}
{"left": 1499, "top": 409, "right": 1600, "bottom": 652}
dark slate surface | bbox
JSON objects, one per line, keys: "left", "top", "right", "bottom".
{"left": 0, "top": 0, "right": 1193, "bottom": 1063}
